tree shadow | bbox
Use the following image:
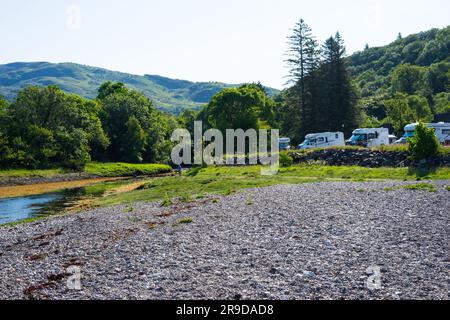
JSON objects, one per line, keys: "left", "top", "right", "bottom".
{"left": 408, "top": 165, "right": 438, "bottom": 180}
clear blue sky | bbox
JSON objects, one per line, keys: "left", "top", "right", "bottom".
{"left": 1, "top": 0, "right": 449, "bottom": 88}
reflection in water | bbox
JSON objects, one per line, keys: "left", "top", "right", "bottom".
{"left": 0, "top": 188, "right": 88, "bottom": 224}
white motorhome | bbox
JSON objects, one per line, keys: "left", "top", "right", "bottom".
{"left": 346, "top": 128, "right": 390, "bottom": 148}
{"left": 278, "top": 137, "right": 291, "bottom": 151}
{"left": 397, "top": 122, "right": 450, "bottom": 145}
{"left": 389, "top": 134, "right": 398, "bottom": 145}
{"left": 298, "top": 132, "right": 345, "bottom": 150}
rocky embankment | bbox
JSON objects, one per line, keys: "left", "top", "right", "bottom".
{"left": 290, "top": 149, "right": 450, "bottom": 167}
{"left": 0, "top": 181, "right": 449, "bottom": 300}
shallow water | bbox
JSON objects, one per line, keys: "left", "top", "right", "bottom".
{"left": 0, "top": 188, "right": 89, "bottom": 224}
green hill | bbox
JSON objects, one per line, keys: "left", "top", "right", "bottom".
{"left": 0, "top": 62, "right": 278, "bottom": 114}
{"left": 348, "top": 25, "right": 449, "bottom": 99}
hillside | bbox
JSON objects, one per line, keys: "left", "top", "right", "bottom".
{"left": 0, "top": 62, "right": 278, "bottom": 114}
{"left": 348, "top": 25, "right": 449, "bottom": 99}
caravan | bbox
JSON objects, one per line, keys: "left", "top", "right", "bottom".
{"left": 397, "top": 123, "right": 450, "bottom": 145}
{"left": 298, "top": 132, "right": 345, "bottom": 150}
{"left": 346, "top": 128, "right": 390, "bottom": 148}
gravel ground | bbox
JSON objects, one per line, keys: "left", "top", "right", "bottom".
{"left": 0, "top": 181, "right": 449, "bottom": 300}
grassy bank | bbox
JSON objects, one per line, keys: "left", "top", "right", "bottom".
{"left": 0, "top": 168, "right": 66, "bottom": 179}
{"left": 0, "top": 162, "right": 172, "bottom": 180}
{"left": 84, "top": 163, "right": 172, "bottom": 177}
{"left": 99, "top": 164, "right": 450, "bottom": 206}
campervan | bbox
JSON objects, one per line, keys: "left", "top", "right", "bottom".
{"left": 396, "top": 123, "right": 450, "bottom": 145}
{"left": 389, "top": 135, "right": 398, "bottom": 145}
{"left": 298, "top": 132, "right": 345, "bottom": 150}
{"left": 346, "top": 128, "right": 390, "bottom": 148}
{"left": 278, "top": 137, "right": 291, "bottom": 151}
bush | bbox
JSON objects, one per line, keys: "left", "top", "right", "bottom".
{"left": 408, "top": 122, "right": 440, "bottom": 160}
{"left": 279, "top": 152, "right": 293, "bottom": 168}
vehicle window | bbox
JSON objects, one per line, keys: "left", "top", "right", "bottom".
{"left": 442, "top": 129, "right": 450, "bottom": 135}
{"left": 368, "top": 133, "right": 376, "bottom": 139}
{"left": 318, "top": 138, "right": 325, "bottom": 143}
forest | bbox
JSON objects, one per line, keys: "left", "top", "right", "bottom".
{"left": 0, "top": 22, "right": 448, "bottom": 169}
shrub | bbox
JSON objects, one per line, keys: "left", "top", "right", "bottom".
{"left": 279, "top": 152, "right": 293, "bottom": 168}
{"left": 408, "top": 122, "right": 440, "bottom": 161}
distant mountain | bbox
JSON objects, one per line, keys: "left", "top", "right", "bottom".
{"left": 0, "top": 62, "right": 279, "bottom": 114}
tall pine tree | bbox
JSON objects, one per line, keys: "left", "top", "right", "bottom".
{"left": 285, "top": 21, "right": 360, "bottom": 141}
{"left": 320, "top": 33, "right": 360, "bottom": 136}
{"left": 286, "top": 19, "right": 320, "bottom": 140}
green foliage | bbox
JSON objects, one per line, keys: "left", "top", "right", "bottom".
{"left": 408, "top": 122, "right": 440, "bottom": 160}
{"left": 203, "top": 83, "right": 276, "bottom": 132}
{"left": 433, "top": 92, "right": 450, "bottom": 114}
{"left": 161, "top": 193, "right": 174, "bottom": 207}
{"left": 391, "top": 64, "right": 427, "bottom": 95}
{"left": 279, "top": 152, "right": 293, "bottom": 168}
{"left": 385, "top": 93, "right": 433, "bottom": 133}
{"left": 123, "top": 116, "right": 147, "bottom": 163}
{"left": 177, "top": 217, "right": 193, "bottom": 224}
{"left": 84, "top": 162, "right": 171, "bottom": 177}
{"left": 98, "top": 83, "right": 175, "bottom": 163}
{"left": 350, "top": 26, "right": 450, "bottom": 132}
{"left": 97, "top": 81, "right": 128, "bottom": 100}
{"left": 403, "top": 183, "right": 437, "bottom": 192}
{"left": 361, "top": 115, "right": 382, "bottom": 128}
{"left": 1, "top": 86, "right": 108, "bottom": 169}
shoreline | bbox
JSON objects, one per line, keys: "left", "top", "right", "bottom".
{"left": 0, "top": 172, "right": 99, "bottom": 188}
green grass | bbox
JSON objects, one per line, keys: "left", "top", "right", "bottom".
{"left": 445, "top": 186, "right": 450, "bottom": 191}
{"left": 177, "top": 217, "right": 194, "bottom": 224}
{"left": 385, "top": 183, "right": 438, "bottom": 192}
{"left": 403, "top": 183, "right": 437, "bottom": 192}
{"left": 84, "top": 163, "right": 172, "bottom": 177}
{"left": 0, "top": 162, "right": 172, "bottom": 180}
{"left": 0, "top": 168, "right": 67, "bottom": 179}
{"left": 98, "top": 165, "right": 450, "bottom": 207}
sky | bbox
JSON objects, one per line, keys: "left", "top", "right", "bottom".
{"left": 0, "top": 0, "right": 449, "bottom": 89}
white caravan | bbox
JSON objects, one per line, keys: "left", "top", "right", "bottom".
{"left": 298, "top": 132, "right": 345, "bottom": 150}
{"left": 397, "top": 122, "right": 450, "bottom": 145}
{"left": 389, "top": 134, "right": 398, "bottom": 145}
{"left": 346, "top": 128, "right": 390, "bottom": 148}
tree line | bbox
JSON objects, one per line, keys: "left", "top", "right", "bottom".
{"left": 0, "top": 83, "right": 177, "bottom": 169}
